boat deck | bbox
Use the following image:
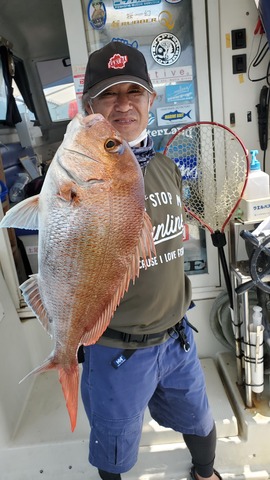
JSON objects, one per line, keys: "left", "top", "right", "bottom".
{"left": 1, "top": 351, "right": 270, "bottom": 479}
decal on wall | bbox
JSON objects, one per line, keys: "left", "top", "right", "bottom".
{"left": 88, "top": 0, "right": 106, "bottom": 30}
{"left": 111, "top": 16, "right": 158, "bottom": 28}
{"left": 156, "top": 104, "right": 195, "bottom": 125}
{"left": 158, "top": 10, "right": 175, "bottom": 30}
{"left": 111, "top": 38, "right": 139, "bottom": 49}
{"left": 166, "top": 82, "right": 194, "bottom": 103}
{"left": 113, "top": 0, "right": 161, "bottom": 8}
{"left": 149, "top": 65, "right": 193, "bottom": 85}
{"left": 151, "top": 33, "right": 181, "bottom": 66}
{"left": 148, "top": 111, "right": 156, "bottom": 125}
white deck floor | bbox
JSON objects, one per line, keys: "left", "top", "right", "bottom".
{"left": 1, "top": 352, "right": 270, "bottom": 480}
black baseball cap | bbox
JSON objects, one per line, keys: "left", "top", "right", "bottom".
{"left": 83, "top": 41, "right": 154, "bottom": 98}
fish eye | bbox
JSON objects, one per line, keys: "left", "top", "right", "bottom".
{"left": 105, "top": 138, "right": 123, "bottom": 153}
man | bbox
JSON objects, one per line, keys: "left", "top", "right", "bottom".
{"left": 81, "top": 41, "right": 222, "bottom": 480}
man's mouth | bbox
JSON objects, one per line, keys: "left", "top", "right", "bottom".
{"left": 113, "top": 118, "right": 136, "bottom": 125}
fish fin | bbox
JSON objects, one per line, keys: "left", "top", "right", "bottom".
{"left": 20, "top": 275, "right": 53, "bottom": 337}
{"left": 20, "top": 356, "right": 79, "bottom": 432}
{"left": 58, "top": 364, "right": 79, "bottom": 432}
{"left": 19, "top": 356, "right": 56, "bottom": 384}
{"left": 81, "top": 212, "right": 156, "bottom": 346}
{"left": 137, "top": 210, "right": 156, "bottom": 267}
{"left": 0, "top": 195, "right": 39, "bottom": 230}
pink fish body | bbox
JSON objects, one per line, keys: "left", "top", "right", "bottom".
{"left": 0, "top": 114, "right": 155, "bottom": 431}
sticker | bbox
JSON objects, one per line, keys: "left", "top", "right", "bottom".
{"left": 149, "top": 65, "right": 193, "bottom": 85}
{"left": 156, "top": 104, "right": 195, "bottom": 126}
{"left": 73, "top": 74, "right": 85, "bottom": 95}
{"left": 166, "top": 82, "right": 194, "bottom": 103}
{"left": 159, "top": 10, "right": 175, "bottom": 30}
{"left": 148, "top": 111, "right": 156, "bottom": 125}
{"left": 112, "top": 37, "right": 139, "bottom": 49}
{"left": 113, "top": 0, "right": 161, "bottom": 8}
{"left": 87, "top": 0, "right": 107, "bottom": 30}
{"left": 225, "top": 33, "right": 231, "bottom": 48}
{"left": 151, "top": 33, "right": 181, "bottom": 66}
{"left": 239, "top": 73, "right": 244, "bottom": 83}
{"left": 111, "top": 16, "right": 158, "bottom": 28}
{"left": 126, "top": 9, "right": 152, "bottom": 20}
{"left": 165, "top": 0, "right": 183, "bottom": 3}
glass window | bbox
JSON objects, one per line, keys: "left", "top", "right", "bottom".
{"left": 0, "top": 59, "right": 7, "bottom": 121}
{"left": 37, "top": 59, "right": 77, "bottom": 122}
{"left": 13, "top": 82, "right": 36, "bottom": 121}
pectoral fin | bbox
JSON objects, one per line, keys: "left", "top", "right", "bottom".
{"left": 0, "top": 195, "right": 39, "bottom": 230}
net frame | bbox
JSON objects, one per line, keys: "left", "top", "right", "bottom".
{"left": 164, "top": 121, "right": 249, "bottom": 308}
{"left": 164, "top": 121, "right": 249, "bottom": 234}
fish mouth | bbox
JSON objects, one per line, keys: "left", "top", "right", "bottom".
{"left": 58, "top": 149, "right": 104, "bottom": 186}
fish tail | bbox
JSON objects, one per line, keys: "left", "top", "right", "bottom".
{"left": 58, "top": 364, "right": 79, "bottom": 432}
{"left": 20, "top": 357, "right": 79, "bottom": 431}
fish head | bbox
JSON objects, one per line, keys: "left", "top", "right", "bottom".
{"left": 55, "top": 114, "right": 143, "bottom": 191}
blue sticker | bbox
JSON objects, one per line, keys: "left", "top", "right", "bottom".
{"left": 113, "top": 0, "right": 161, "bottom": 9}
{"left": 157, "top": 104, "right": 195, "bottom": 126}
{"left": 111, "top": 37, "right": 139, "bottom": 49}
{"left": 166, "top": 82, "right": 194, "bottom": 103}
{"left": 88, "top": 0, "right": 107, "bottom": 30}
{"left": 148, "top": 111, "right": 155, "bottom": 125}
{"left": 161, "top": 110, "right": 192, "bottom": 122}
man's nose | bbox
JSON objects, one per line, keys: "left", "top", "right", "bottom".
{"left": 115, "top": 93, "right": 132, "bottom": 110}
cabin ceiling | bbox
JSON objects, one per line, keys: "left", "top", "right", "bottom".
{"left": 0, "top": 0, "right": 70, "bottom": 61}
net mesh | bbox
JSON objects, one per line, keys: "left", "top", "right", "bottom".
{"left": 165, "top": 123, "right": 248, "bottom": 233}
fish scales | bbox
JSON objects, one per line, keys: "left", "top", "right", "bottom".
{"left": 0, "top": 113, "right": 155, "bottom": 431}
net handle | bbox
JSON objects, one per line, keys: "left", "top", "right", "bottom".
{"left": 164, "top": 121, "right": 249, "bottom": 233}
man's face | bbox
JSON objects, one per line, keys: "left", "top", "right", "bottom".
{"left": 86, "top": 83, "right": 156, "bottom": 143}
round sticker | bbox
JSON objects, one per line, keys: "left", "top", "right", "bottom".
{"left": 88, "top": 0, "right": 107, "bottom": 30}
{"left": 165, "top": 0, "right": 183, "bottom": 3}
{"left": 151, "top": 33, "right": 181, "bottom": 66}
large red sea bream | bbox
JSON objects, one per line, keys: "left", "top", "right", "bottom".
{"left": 0, "top": 114, "right": 155, "bottom": 431}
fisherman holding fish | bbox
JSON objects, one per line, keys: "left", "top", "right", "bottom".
{"left": 81, "top": 42, "right": 222, "bottom": 480}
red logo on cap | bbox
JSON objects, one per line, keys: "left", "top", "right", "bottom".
{"left": 108, "top": 54, "right": 128, "bottom": 70}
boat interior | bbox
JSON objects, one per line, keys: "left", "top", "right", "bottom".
{"left": 0, "top": 0, "right": 270, "bottom": 479}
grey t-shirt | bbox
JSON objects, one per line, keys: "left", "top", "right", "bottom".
{"left": 98, "top": 152, "right": 192, "bottom": 348}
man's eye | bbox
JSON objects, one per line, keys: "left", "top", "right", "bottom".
{"left": 102, "top": 91, "right": 116, "bottom": 97}
{"left": 129, "top": 89, "right": 142, "bottom": 95}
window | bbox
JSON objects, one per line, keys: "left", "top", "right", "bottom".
{"left": 0, "top": 59, "right": 7, "bottom": 122}
{"left": 36, "top": 58, "right": 77, "bottom": 122}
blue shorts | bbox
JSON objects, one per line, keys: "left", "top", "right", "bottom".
{"left": 81, "top": 319, "right": 214, "bottom": 474}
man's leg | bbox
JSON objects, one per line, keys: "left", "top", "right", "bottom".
{"left": 98, "top": 469, "right": 121, "bottom": 480}
{"left": 148, "top": 319, "right": 221, "bottom": 478}
{"left": 183, "top": 424, "right": 220, "bottom": 478}
{"left": 81, "top": 343, "right": 160, "bottom": 476}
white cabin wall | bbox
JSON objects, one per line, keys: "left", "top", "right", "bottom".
{"left": 209, "top": 0, "right": 270, "bottom": 168}
{"left": 0, "top": 272, "right": 52, "bottom": 445}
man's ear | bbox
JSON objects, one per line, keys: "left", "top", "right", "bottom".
{"left": 149, "top": 92, "right": 157, "bottom": 109}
